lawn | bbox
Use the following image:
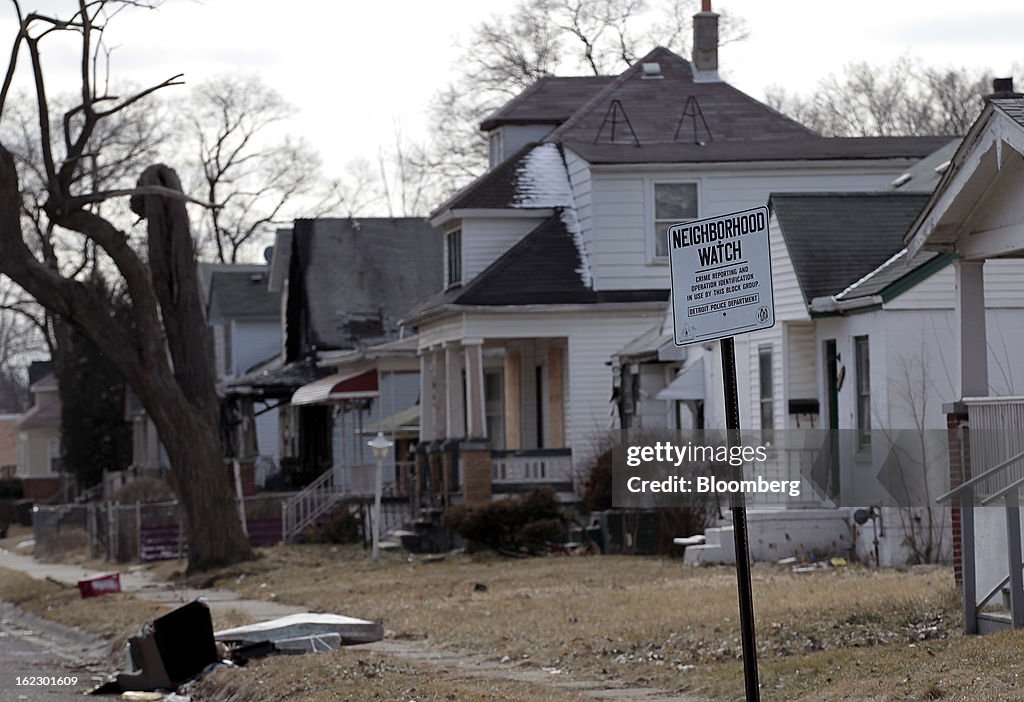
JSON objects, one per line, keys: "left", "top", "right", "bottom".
{"left": 156, "top": 545, "right": 994, "bottom": 701}
{"left": 7, "top": 540, "right": 1018, "bottom": 701}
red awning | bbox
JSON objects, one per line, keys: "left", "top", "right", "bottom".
{"left": 291, "top": 369, "right": 379, "bottom": 406}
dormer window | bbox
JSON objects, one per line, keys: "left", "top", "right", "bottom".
{"left": 653, "top": 181, "right": 699, "bottom": 258}
{"left": 446, "top": 229, "right": 462, "bottom": 287}
{"left": 488, "top": 131, "right": 504, "bottom": 169}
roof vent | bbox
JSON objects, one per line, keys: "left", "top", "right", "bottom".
{"left": 641, "top": 62, "right": 663, "bottom": 79}
{"left": 250, "top": 273, "right": 264, "bottom": 284}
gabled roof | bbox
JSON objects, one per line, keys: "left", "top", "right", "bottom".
{"left": 207, "top": 267, "right": 281, "bottom": 321}
{"left": 290, "top": 218, "right": 443, "bottom": 352}
{"left": 771, "top": 192, "right": 931, "bottom": 304}
{"left": 906, "top": 96, "right": 1024, "bottom": 257}
{"left": 224, "top": 357, "right": 324, "bottom": 399}
{"left": 480, "top": 76, "right": 615, "bottom": 131}
{"left": 407, "top": 211, "right": 666, "bottom": 318}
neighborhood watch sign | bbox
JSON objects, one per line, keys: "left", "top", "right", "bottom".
{"left": 668, "top": 206, "right": 775, "bottom": 346}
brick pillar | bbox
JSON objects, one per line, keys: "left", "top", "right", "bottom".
{"left": 947, "top": 409, "right": 970, "bottom": 586}
{"left": 462, "top": 442, "right": 492, "bottom": 505}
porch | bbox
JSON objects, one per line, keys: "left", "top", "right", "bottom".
{"left": 417, "top": 337, "right": 572, "bottom": 505}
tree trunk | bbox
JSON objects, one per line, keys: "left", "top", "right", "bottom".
{"left": 147, "top": 393, "right": 253, "bottom": 572}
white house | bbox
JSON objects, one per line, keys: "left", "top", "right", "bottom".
{"left": 405, "top": 5, "right": 948, "bottom": 507}
{"left": 904, "top": 81, "right": 1024, "bottom": 633}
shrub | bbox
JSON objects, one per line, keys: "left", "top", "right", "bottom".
{"left": 300, "top": 505, "right": 362, "bottom": 544}
{"left": 581, "top": 449, "right": 613, "bottom": 511}
{"left": 443, "top": 487, "right": 566, "bottom": 555}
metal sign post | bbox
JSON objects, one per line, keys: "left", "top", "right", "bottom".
{"left": 668, "top": 206, "right": 774, "bottom": 702}
{"left": 721, "top": 335, "right": 760, "bottom": 702}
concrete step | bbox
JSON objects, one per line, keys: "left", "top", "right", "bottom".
{"left": 978, "top": 611, "right": 1014, "bottom": 635}
{"left": 682, "top": 544, "right": 724, "bottom": 566}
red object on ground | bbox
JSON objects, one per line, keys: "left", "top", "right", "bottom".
{"left": 77, "top": 572, "right": 122, "bottom": 598}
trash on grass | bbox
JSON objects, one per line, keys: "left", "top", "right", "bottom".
{"left": 91, "top": 599, "right": 219, "bottom": 695}
{"left": 77, "top": 573, "right": 122, "bottom": 598}
{"left": 214, "top": 612, "right": 384, "bottom": 647}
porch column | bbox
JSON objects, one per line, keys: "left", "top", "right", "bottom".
{"left": 548, "top": 345, "right": 565, "bottom": 447}
{"left": 955, "top": 259, "right": 987, "bottom": 397}
{"left": 464, "top": 340, "right": 486, "bottom": 440}
{"left": 419, "top": 352, "right": 434, "bottom": 441}
{"left": 504, "top": 350, "right": 522, "bottom": 450}
{"left": 445, "top": 342, "right": 465, "bottom": 438}
{"left": 432, "top": 347, "right": 447, "bottom": 438}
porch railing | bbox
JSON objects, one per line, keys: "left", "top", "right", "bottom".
{"left": 938, "top": 396, "right": 1024, "bottom": 634}
{"left": 491, "top": 449, "right": 572, "bottom": 484}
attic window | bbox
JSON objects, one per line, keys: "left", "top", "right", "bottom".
{"left": 641, "top": 62, "right": 663, "bottom": 79}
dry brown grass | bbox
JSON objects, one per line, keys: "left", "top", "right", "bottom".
{"left": 172, "top": 545, "right": 961, "bottom": 700}
{"left": 191, "top": 649, "right": 593, "bottom": 702}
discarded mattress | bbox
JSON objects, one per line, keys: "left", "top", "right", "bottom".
{"left": 215, "top": 612, "right": 383, "bottom": 646}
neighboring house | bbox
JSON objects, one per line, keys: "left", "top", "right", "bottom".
{"left": 405, "top": 5, "right": 948, "bottom": 507}
{"left": 226, "top": 218, "right": 442, "bottom": 489}
{"left": 904, "top": 82, "right": 1024, "bottom": 633}
{"left": 0, "top": 413, "right": 20, "bottom": 480}
{"left": 205, "top": 265, "right": 283, "bottom": 485}
{"left": 14, "top": 365, "right": 65, "bottom": 501}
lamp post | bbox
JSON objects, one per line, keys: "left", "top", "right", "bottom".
{"left": 367, "top": 431, "right": 393, "bottom": 561}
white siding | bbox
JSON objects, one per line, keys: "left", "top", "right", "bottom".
{"left": 461, "top": 216, "right": 549, "bottom": 282}
{"left": 495, "top": 125, "right": 554, "bottom": 163}
{"left": 769, "top": 213, "right": 810, "bottom": 322}
{"left": 884, "top": 259, "right": 1024, "bottom": 311}
{"left": 588, "top": 164, "right": 908, "bottom": 291}
{"left": 565, "top": 148, "right": 594, "bottom": 256}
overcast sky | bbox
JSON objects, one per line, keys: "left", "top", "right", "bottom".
{"left": 4, "top": 0, "right": 1024, "bottom": 180}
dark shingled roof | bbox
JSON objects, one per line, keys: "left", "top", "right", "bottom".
{"left": 546, "top": 47, "right": 815, "bottom": 147}
{"left": 433, "top": 143, "right": 540, "bottom": 215}
{"left": 291, "top": 218, "right": 443, "bottom": 351}
{"left": 207, "top": 268, "right": 281, "bottom": 320}
{"left": 834, "top": 250, "right": 948, "bottom": 301}
{"left": 889, "top": 139, "right": 961, "bottom": 193}
{"left": 408, "top": 212, "right": 667, "bottom": 317}
{"left": 992, "top": 98, "right": 1024, "bottom": 128}
{"left": 225, "top": 357, "right": 324, "bottom": 398}
{"left": 771, "top": 192, "right": 932, "bottom": 303}
{"left": 480, "top": 76, "right": 615, "bottom": 131}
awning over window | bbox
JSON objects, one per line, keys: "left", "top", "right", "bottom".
{"left": 291, "top": 369, "right": 379, "bottom": 406}
{"left": 657, "top": 358, "right": 705, "bottom": 401}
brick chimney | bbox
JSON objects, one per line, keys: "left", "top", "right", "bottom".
{"left": 692, "top": 0, "right": 720, "bottom": 79}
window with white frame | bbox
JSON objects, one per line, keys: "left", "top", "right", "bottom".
{"left": 446, "top": 229, "right": 462, "bottom": 287}
{"left": 653, "top": 182, "right": 698, "bottom": 258}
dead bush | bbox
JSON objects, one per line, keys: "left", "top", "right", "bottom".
{"left": 443, "top": 487, "right": 566, "bottom": 556}
{"left": 112, "top": 476, "right": 174, "bottom": 503}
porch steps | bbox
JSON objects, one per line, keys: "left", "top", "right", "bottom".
{"left": 682, "top": 526, "right": 736, "bottom": 566}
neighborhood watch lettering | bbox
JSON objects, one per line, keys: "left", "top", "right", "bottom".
{"left": 670, "top": 209, "right": 766, "bottom": 266}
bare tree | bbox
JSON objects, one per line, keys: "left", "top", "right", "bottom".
{"left": 0, "top": 1, "right": 252, "bottom": 571}
{"left": 766, "top": 58, "right": 996, "bottom": 137}
{"left": 184, "top": 75, "right": 345, "bottom": 263}
{"left": 421, "top": 0, "right": 748, "bottom": 194}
